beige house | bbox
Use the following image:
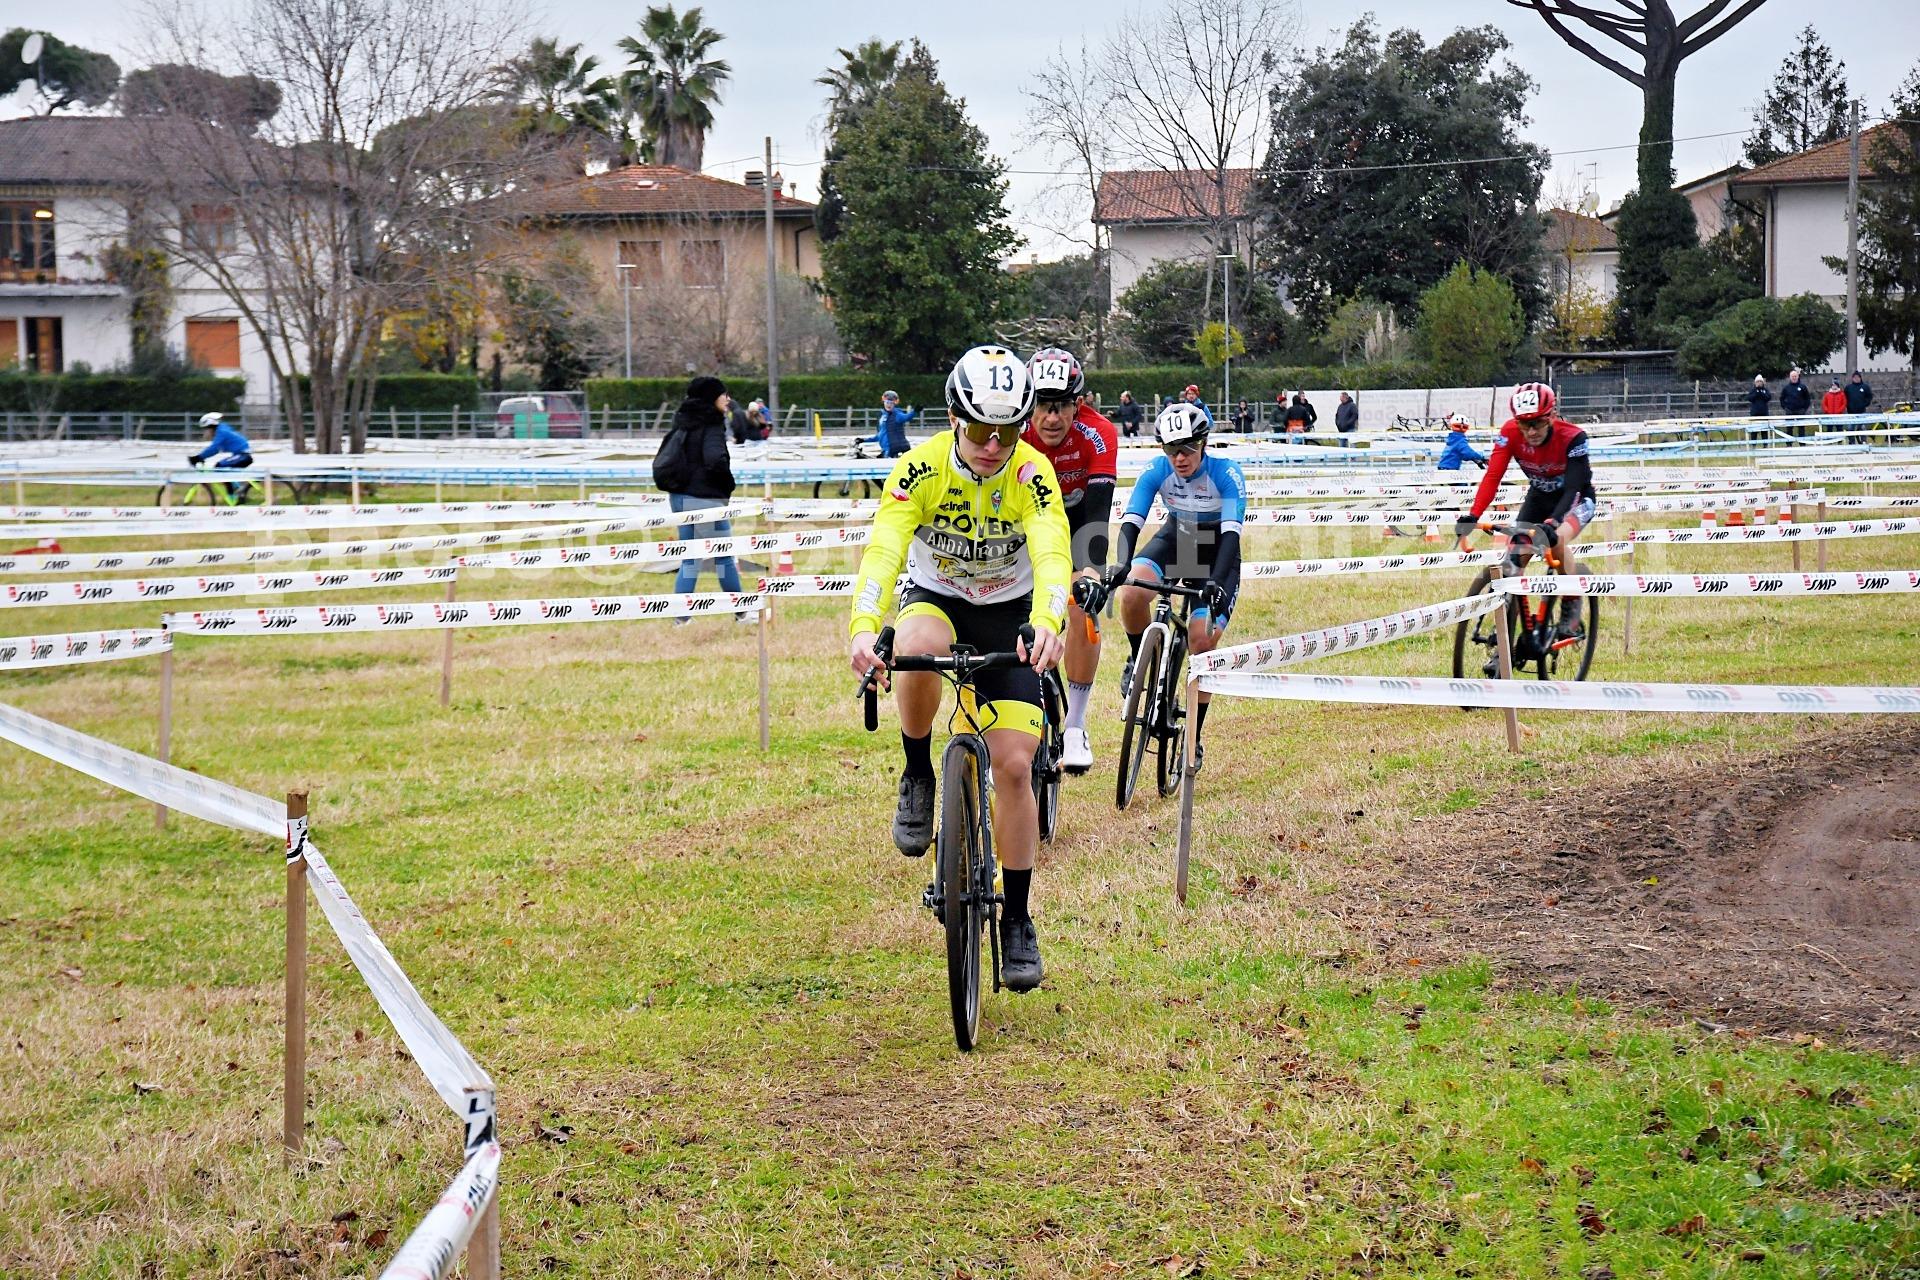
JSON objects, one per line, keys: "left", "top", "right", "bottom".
{"left": 1731, "top": 125, "right": 1904, "bottom": 304}
{"left": 1092, "top": 168, "right": 1259, "bottom": 311}
{"left": 505, "top": 165, "right": 818, "bottom": 372}
{"left": 1545, "top": 208, "right": 1620, "bottom": 300}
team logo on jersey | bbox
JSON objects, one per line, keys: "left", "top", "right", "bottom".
{"left": 1017, "top": 462, "right": 1038, "bottom": 486}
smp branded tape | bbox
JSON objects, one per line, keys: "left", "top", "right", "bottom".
{"left": 377, "top": 1142, "right": 501, "bottom": 1280}
{"left": 0, "top": 505, "right": 762, "bottom": 576}
{"left": 754, "top": 574, "right": 857, "bottom": 597}
{"left": 1, "top": 566, "right": 459, "bottom": 611}
{"left": 0, "top": 627, "right": 170, "bottom": 670}
{"left": 1825, "top": 496, "right": 1920, "bottom": 510}
{"left": 0, "top": 699, "right": 283, "bottom": 833}
{"left": 0, "top": 499, "right": 643, "bottom": 530}
{"left": 1241, "top": 540, "right": 1635, "bottom": 581}
{"left": 1197, "top": 671, "right": 1920, "bottom": 715}
{"left": 459, "top": 525, "right": 868, "bottom": 570}
{"left": 1492, "top": 571, "right": 1920, "bottom": 598}
{"left": 167, "top": 591, "right": 766, "bottom": 635}
{"left": 1631, "top": 517, "right": 1920, "bottom": 545}
{"left": 1194, "top": 593, "right": 1505, "bottom": 676}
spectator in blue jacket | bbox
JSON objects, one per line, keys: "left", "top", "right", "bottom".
{"left": 1436, "top": 414, "right": 1486, "bottom": 470}
{"left": 872, "top": 390, "right": 918, "bottom": 457}
{"left": 1844, "top": 371, "right": 1874, "bottom": 414}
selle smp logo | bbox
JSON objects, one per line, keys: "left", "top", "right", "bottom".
{"left": 487, "top": 603, "right": 523, "bottom": 621}
{"left": 195, "top": 613, "right": 238, "bottom": 631}
{"left": 319, "top": 608, "right": 358, "bottom": 628}
{"left": 376, "top": 607, "right": 414, "bottom": 626}
{"left": 258, "top": 612, "right": 298, "bottom": 630}
{"left": 434, "top": 605, "right": 470, "bottom": 623}
{"left": 8, "top": 586, "right": 49, "bottom": 602}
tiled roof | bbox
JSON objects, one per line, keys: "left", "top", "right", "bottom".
{"left": 0, "top": 116, "right": 186, "bottom": 186}
{"left": 1734, "top": 123, "right": 1908, "bottom": 186}
{"left": 1093, "top": 168, "right": 1256, "bottom": 224}
{"left": 1545, "top": 208, "right": 1618, "bottom": 253}
{"left": 507, "top": 165, "right": 815, "bottom": 219}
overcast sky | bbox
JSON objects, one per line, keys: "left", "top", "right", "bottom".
{"left": 8, "top": 0, "right": 1917, "bottom": 257}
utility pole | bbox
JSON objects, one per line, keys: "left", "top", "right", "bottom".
{"left": 617, "top": 263, "right": 634, "bottom": 378}
{"left": 763, "top": 137, "right": 781, "bottom": 430}
{"left": 1844, "top": 100, "right": 1861, "bottom": 374}
{"left": 1219, "top": 251, "right": 1233, "bottom": 411}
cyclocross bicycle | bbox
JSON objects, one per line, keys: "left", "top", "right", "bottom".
{"left": 812, "top": 438, "right": 884, "bottom": 501}
{"left": 1098, "top": 579, "right": 1208, "bottom": 809}
{"left": 1452, "top": 520, "right": 1599, "bottom": 684}
{"left": 861, "top": 623, "right": 1060, "bottom": 1051}
{"left": 158, "top": 463, "right": 258, "bottom": 508}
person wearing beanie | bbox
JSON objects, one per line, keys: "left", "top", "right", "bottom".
{"left": 652, "top": 374, "right": 749, "bottom": 623}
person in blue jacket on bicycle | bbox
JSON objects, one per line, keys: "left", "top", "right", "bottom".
{"left": 189, "top": 412, "right": 255, "bottom": 502}
{"left": 1436, "top": 414, "right": 1487, "bottom": 471}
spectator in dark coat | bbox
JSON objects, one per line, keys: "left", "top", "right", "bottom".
{"left": 729, "top": 398, "right": 756, "bottom": 445}
{"left": 1283, "top": 392, "right": 1317, "bottom": 434}
{"left": 1115, "top": 391, "right": 1146, "bottom": 437}
{"left": 1844, "top": 371, "right": 1874, "bottom": 414}
{"left": 663, "top": 375, "right": 747, "bottom": 618}
{"left": 1233, "top": 399, "right": 1254, "bottom": 432}
{"left": 1746, "top": 375, "right": 1772, "bottom": 418}
{"left": 1780, "top": 368, "right": 1812, "bottom": 416}
{"left": 1334, "top": 392, "right": 1359, "bottom": 440}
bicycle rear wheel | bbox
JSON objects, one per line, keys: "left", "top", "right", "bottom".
{"left": 1117, "top": 625, "right": 1163, "bottom": 810}
{"left": 1033, "top": 670, "right": 1064, "bottom": 844}
{"left": 1541, "top": 559, "right": 1599, "bottom": 682}
{"left": 1155, "top": 634, "right": 1188, "bottom": 798}
{"left": 939, "top": 739, "right": 986, "bottom": 1052}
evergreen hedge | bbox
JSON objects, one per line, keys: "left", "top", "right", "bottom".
{"left": 0, "top": 374, "right": 244, "bottom": 414}
{"left": 293, "top": 373, "right": 483, "bottom": 410}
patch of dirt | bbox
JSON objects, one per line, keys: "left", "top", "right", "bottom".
{"left": 1395, "top": 725, "right": 1920, "bottom": 1054}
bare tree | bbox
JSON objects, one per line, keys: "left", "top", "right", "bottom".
{"left": 133, "top": 0, "right": 528, "bottom": 453}
{"left": 1019, "top": 38, "right": 1117, "bottom": 366}
{"left": 1099, "top": 0, "right": 1298, "bottom": 312}
{"left": 1506, "top": 1, "right": 1772, "bottom": 194}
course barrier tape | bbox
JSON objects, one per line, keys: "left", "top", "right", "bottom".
{"left": 1825, "top": 495, "right": 1920, "bottom": 509}
{"left": 1, "top": 566, "right": 460, "bottom": 611}
{"left": 1631, "top": 517, "right": 1920, "bottom": 545}
{"left": 0, "top": 504, "right": 763, "bottom": 575}
{"left": 0, "top": 627, "right": 171, "bottom": 669}
{"left": 1193, "top": 593, "right": 1506, "bottom": 676}
{"left": 754, "top": 574, "right": 857, "bottom": 597}
{"left": 0, "top": 499, "right": 655, "bottom": 525}
{"left": 1196, "top": 670, "right": 1920, "bottom": 715}
{"left": 0, "top": 699, "right": 283, "bottom": 834}
{"left": 166, "top": 590, "right": 766, "bottom": 635}
{"left": 377, "top": 1142, "right": 501, "bottom": 1280}
{"left": 1491, "top": 571, "right": 1920, "bottom": 597}
{"left": 458, "top": 524, "right": 869, "bottom": 570}
{"left": 1241, "top": 540, "right": 1635, "bottom": 581}
{"left": 299, "top": 839, "right": 494, "bottom": 1115}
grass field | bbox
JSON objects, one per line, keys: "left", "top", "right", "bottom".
{"left": 2, "top": 482, "right": 1917, "bottom": 1278}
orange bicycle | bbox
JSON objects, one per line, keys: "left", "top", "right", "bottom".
{"left": 1451, "top": 521, "right": 1598, "bottom": 683}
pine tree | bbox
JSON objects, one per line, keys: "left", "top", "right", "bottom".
{"left": 819, "top": 42, "right": 1020, "bottom": 374}
{"left": 1744, "top": 26, "right": 1853, "bottom": 167}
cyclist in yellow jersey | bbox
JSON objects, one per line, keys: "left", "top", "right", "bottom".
{"left": 849, "top": 345, "right": 1072, "bottom": 991}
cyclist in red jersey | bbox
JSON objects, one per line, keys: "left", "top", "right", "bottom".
{"left": 1022, "top": 347, "right": 1117, "bottom": 773}
{"left": 1454, "top": 381, "right": 1597, "bottom": 639}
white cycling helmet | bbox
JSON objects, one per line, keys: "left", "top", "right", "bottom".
{"left": 1154, "top": 401, "right": 1210, "bottom": 448}
{"left": 1446, "top": 412, "right": 1473, "bottom": 429}
{"left": 198, "top": 412, "right": 224, "bottom": 429}
{"left": 944, "top": 344, "right": 1034, "bottom": 427}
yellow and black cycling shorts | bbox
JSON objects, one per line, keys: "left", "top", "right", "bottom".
{"left": 896, "top": 585, "right": 1044, "bottom": 739}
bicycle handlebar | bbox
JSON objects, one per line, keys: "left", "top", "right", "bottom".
{"left": 859, "top": 623, "right": 1038, "bottom": 732}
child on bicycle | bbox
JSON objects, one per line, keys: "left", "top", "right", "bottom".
{"left": 1453, "top": 383, "right": 1595, "bottom": 640}
{"left": 847, "top": 346, "right": 1071, "bottom": 992}
{"left": 189, "top": 412, "right": 254, "bottom": 504}
{"left": 1083, "top": 402, "right": 1245, "bottom": 772}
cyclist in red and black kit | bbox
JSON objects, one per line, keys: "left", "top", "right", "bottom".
{"left": 1021, "top": 347, "right": 1118, "bottom": 773}
{"left": 1453, "top": 382, "right": 1596, "bottom": 639}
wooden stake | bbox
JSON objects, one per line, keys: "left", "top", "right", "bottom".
{"left": 756, "top": 604, "right": 772, "bottom": 752}
{"left": 1791, "top": 502, "right": 1802, "bottom": 570}
{"left": 264, "top": 472, "right": 275, "bottom": 508}
{"left": 434, "top": 476, "right": 443, "bottom": 504}
{"left": 1816, "top": 501, "right": 1827, "bottom": 571}
{"left": 1622, "top": 547, "right": 1635, "bottom": 656}
{"left": 439, "top": 578, "right": 457, "bottom": 707}
{"left": 284, "top": 790, "right": 309, "bottom": 1166}
{"left": 1491, "top": 579, "right": 1521, "bottom": 754}
{"left": 467, "top": 1195, "right": 501, "bottom": 1280}
{"left": 350, "top": 471, "right": 361, "bottom": 506}
{"left": 154, "top": 648, "right": 174, "bottom": 829}
{"left": 1175, "top": 676, "right": 1200, "bottom": 905}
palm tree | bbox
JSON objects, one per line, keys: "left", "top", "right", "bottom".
{"left": 497, "top": 38, "right": 623, "bottom": 175}
{"left": 816, "top": 38, "right": 901, "bottom": 130}
{"left": 617, "top": 5, "right": 730, "bottom": 171}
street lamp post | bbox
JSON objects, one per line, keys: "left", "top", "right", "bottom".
{"left": 616, "top": 262, "right": 635, "bottom": 378}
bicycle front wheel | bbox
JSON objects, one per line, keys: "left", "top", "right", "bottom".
{"left": 1541, "top": 559, "right": 1599, "bottom": 682}
{"left": 939, "top": 739, "right": 986, "bottom": 1052}
{"left": 1156, "top": 635, "right": 1188, "bottom": 798}
{"left": 1033, "top": 670, "right": 1064, "bottom": 844}
{"left": 1452, "top": 567, "right": 1520, "bottom": 686}
{"left": 1117, "top": 625, "right": 1163, "bottom": 810}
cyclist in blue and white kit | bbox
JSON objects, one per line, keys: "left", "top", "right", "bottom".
{"left": 1083, "top": 401, "right": 1244, "bottom": 770}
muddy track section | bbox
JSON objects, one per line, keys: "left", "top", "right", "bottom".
{"left": 1394, "top": 725, "right": 1920, "bottom": 1054}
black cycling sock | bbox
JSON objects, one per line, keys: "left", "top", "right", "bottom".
{"left": 1003, "top": 867, "right": 1032, "bottom": 922}
{"left": 1195, "top": 699, "right": 1210, "bottom": 735}
{"left": 1127, "top": 630, "right": 1143, "bottom": 662}
{"left": 902, "top": 732, "right": 934, "bottom": 781}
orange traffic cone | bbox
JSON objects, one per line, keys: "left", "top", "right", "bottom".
{"left": 776, "top": 548, "right": 794, "bottom": 575}
{"left": 1700, "top": 506, "right": 1715, "bottom": 530}
{"left": 1423, "top": 522, "right": 1442, "bottom": 544}
{"left": 1726, "top": 507, "right": 1745, "bottom": 526}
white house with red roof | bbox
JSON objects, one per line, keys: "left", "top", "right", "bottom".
{"left": 1092, "top": 168, "right": 1258, "bottom": 312}
{"left": 1731, "top": 123, "right": 1906, "bottom": 304}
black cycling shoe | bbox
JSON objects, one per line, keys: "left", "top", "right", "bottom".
{"left": 1554, "top": 618, "right": 1586, "bottom": 643}
{"left": 1000, "top": 916, "right": 1044, "bottom": 992}
{"left": 1190, "top": 740, "right": 1205, "bottom": 774}
{"left": 892, "top": 773, "right": 935, "bottom": 857}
